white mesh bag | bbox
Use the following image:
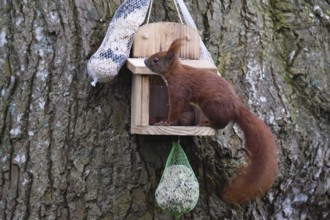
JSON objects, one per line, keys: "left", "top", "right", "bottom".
{"left": 87, "top": 0, "right": 150, "bottom": 86}
{"left": 175, "top": 0, "right": 216, "bottom": 68}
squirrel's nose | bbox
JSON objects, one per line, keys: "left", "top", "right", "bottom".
{"left": 144, "top": 59, "right": 148, "bottom": 67}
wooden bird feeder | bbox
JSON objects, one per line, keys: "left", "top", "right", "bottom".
{"left": 127, "top": 22, "right": 217, "bottom": 135}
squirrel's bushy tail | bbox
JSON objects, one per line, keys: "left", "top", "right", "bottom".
{"left": 222, "top": 106, "right": 278, "bottom": 203}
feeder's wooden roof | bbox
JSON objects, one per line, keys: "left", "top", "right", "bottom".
{"left": 132, "top": 22, "right": 201, "bottom": 59}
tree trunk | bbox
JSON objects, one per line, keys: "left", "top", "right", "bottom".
{"left": 0, "top": 0, "right": 329, "bottom": 219}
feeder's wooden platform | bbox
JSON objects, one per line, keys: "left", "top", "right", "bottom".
{"left": 131, "top": 125, "right": 215, "bottom": 136}
{"left": 127, "top": 58, "right": 218, "bottom": 75}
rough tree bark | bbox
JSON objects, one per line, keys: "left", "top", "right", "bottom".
{"left": 0, "top": 0, "right": 329, "bottom": 219}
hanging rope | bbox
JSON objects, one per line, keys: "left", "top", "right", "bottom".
{"left": 173, "top": 0, "right": 183, "bottom": 24}
{"left": 146, "top": 0, "right": 154, "bottom": 24}
{"left": 147, "top": 0, "right": 183, "bottom": 24}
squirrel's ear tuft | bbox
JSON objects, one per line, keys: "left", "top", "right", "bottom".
{"left": 165, "top": 38, "right": 183, "bottom": 62}
{"left": 168, "top": 38, "right": 183, "bottom": 54}
{"left": 165, "top": 50, "right": 175, "bottom": 63}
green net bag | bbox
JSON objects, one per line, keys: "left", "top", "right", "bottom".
{"left": 155, "top": 142, "right": 199, "bottom": 219}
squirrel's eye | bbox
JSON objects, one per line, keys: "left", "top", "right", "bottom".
{"left": 153, "top": 57, "right": 159, "bottom": 64}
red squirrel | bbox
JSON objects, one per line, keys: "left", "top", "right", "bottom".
{"left": 144, "top": 39, "right": 278, "bottom": 203}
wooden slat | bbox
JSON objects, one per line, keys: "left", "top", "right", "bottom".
{"left": 140, "top": 76, "right": 149, "bottom": 126}
{"left": 127, "top": 58, "right": 218, "bottom": 74}
{"left": 131, "top": 75, "right": 142, "bottom": 128}
{"left": 132, "top": 22, "right": 200, "bottom": 59}
{"left": 131, "top": 126, "right": 216, "bottom": 136}
{"left": 131, "top": 75, "right": 150, "bottom": 128}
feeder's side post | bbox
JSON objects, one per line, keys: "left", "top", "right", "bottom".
{"left": 131, "top": 74, "right": 150, "bottom": 134}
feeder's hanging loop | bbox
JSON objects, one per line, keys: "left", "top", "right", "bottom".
{"left": 146, "top": 0, "right": 183, "bottom": 24}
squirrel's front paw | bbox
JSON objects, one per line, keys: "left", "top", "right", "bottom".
{"left": 154, "top": 121, "right": 169, "bottom": 126}
{"left": 198, "top": 120, "right": 211, "bottom": 127}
